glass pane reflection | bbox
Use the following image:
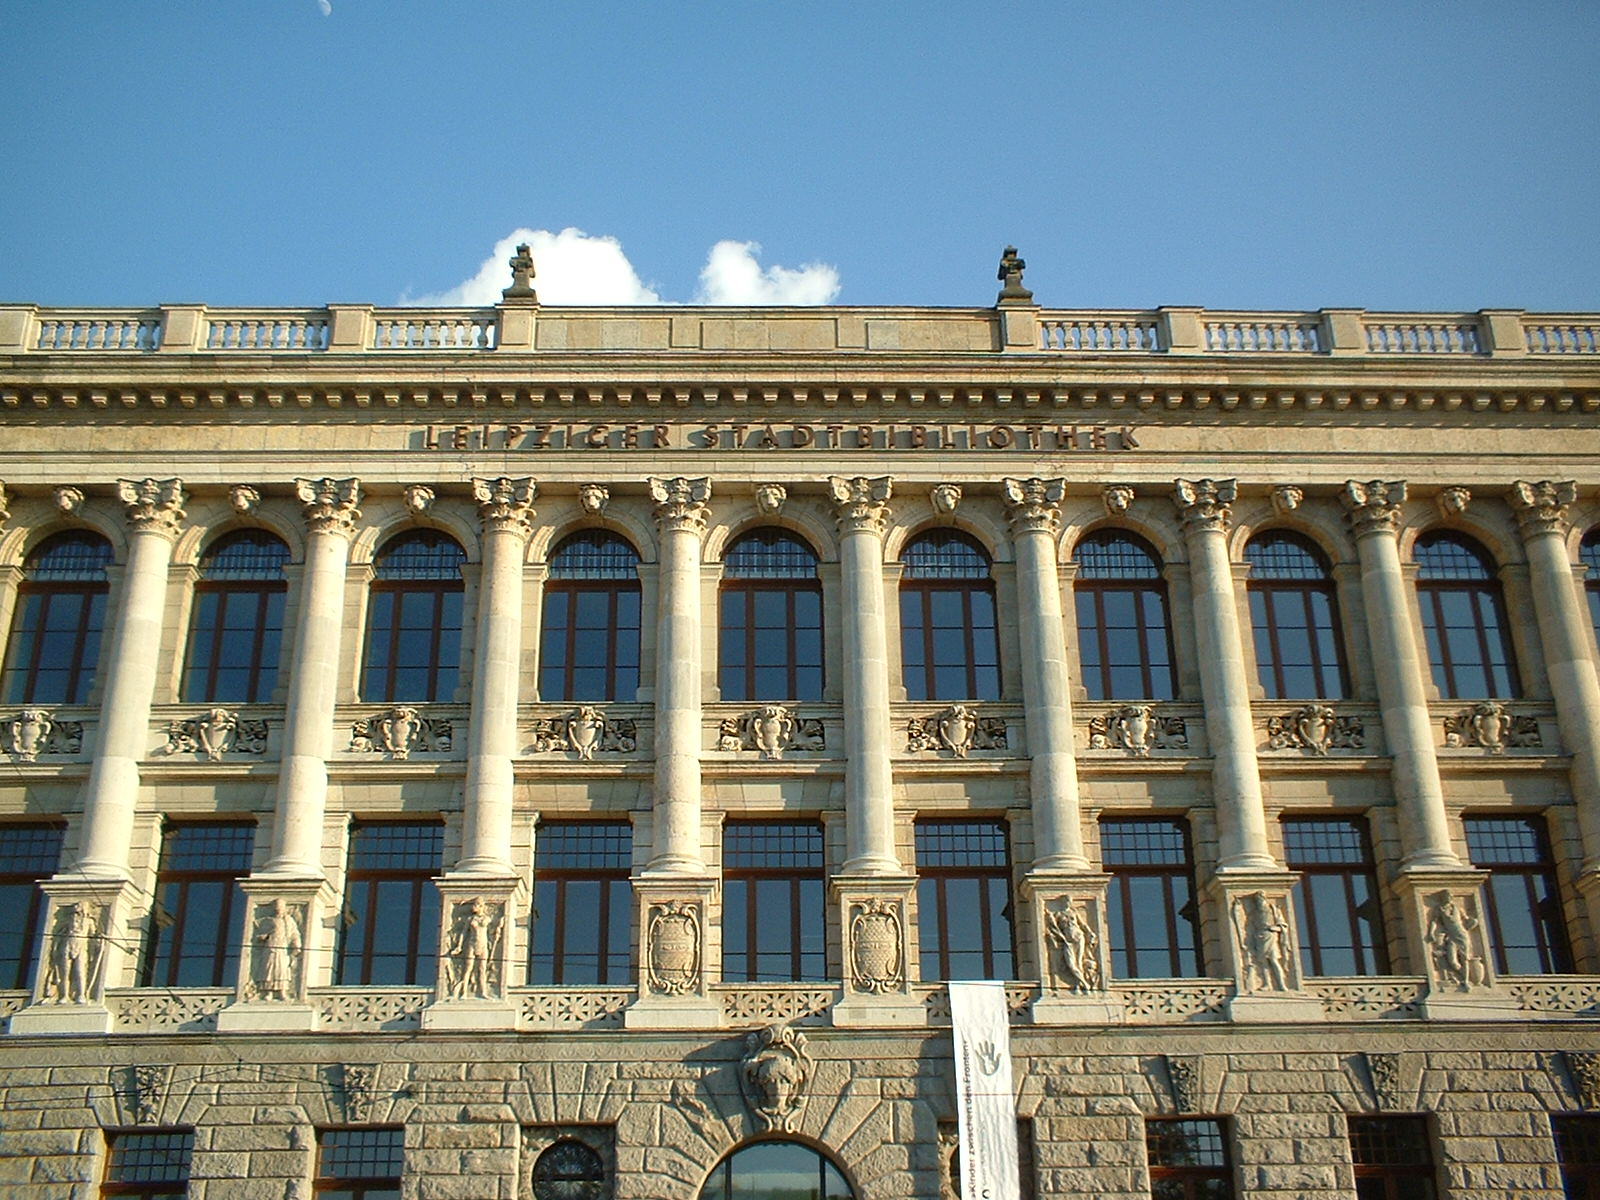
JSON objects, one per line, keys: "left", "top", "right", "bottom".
{"left": 700, "top": 1141, "right": 854, "bottom": 1200}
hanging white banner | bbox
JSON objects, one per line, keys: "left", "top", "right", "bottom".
{"left": 948, "top": 980, "right": 1020, "bottom": 1200}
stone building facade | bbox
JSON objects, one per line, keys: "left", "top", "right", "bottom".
{"left": 1, "top": 252, "right": 1599, "bottom": 1197}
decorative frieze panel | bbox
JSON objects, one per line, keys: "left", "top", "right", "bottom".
{"left": 313, "top": 989, "right": 427, "bottom": 1031}
{"left": 348, "top": 707, "right": 453, "bottom": 758}
{"left": 2, "top": 709, "right": 83, "bottom": 760}
{"left": 716, "top": 986, "right": 837, "bottom": 1027}
{"left": 516, "top": 989, "right": 630, "bottom": 1029}
{"left": 1442, "top": 701, "right": 1542, "bottom": 753}
{"left": 718, "top": 706, "right": 825, "bottom": 759}
{"left": 1264, "top": 704, "right": 1364, "bottom": 755}
{"left": 906, "top": 705, "right": 1007, "bottom": 757}
{"left": 1113, "top": 981, "right": 1230, "bottom": 1023}
{"left": 1308, "top": 979, "right": 1425, "bottom": 1020}
{"left": 527, "top": 706, "right": 637, "bottom": 758}
{"left": 110, "top": 990, "right": 226, "bottom": 1032}
{"left": 159, "top": 708, "right": 268, "bottom": 760}
{"left": 1087, "top": 704, "right": 1188, "bottom": 756}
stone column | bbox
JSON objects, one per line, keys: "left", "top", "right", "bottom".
{"left": 1172, "top": 479, "right": 1274, "bottom": 871}
{"left": 74, "top": 478, "right": 186, "bottom": 878}
{"left": 1339, "top": 481, "right": 1458, "bottom": 870}
{"left": 263, "top": 478, "right": 362, "bottom": 877}
{"left": 829, "top": 476, "right": 900, "bottom": 875}
{"left": 645, "top": 476, "right": 711, "bottom": 875}
{"left": 1002, "top": 477, "right": 1089, "bottom": 872}
{"left": 1510, "top": 482, "right": 1600, "bottom": 935}
{"left": 455, "top": 477, "right": 536, "bottom": 876}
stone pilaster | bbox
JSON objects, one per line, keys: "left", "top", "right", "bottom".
{"left": 830, "top": 476, "right": 900, "bottom": 875}
{"left": 1509, "top": 482, "right": 1600, "bottom": 949}
{"left": 9, "top": 879, "right": 131, "bottom": 1034}
{"left": 625, "top": 875, "right": 720, "bottom": 1029}
{"left": 831, "top": 874, "right": 922, "bottom": 1026}
{"left": 456, "top": 477, "right": 536, "bottom": 876}
{"left": 1025, "top": 872, "right": 1125, "bottom": 1024}
{"left": 422, "top": 875, "right": 525, "bottom": 1031}
{"left": 1389, "top": 868, "right": 1521, "bottom": 1020}
{"left": 73, "top": 478, "right": 185, "bottom": 879}
{"left": 645, "top": 476, "right": 711, "bottom": 875}
{"left": 1202, "top": 870, "right": 1323, "bottom": 1023}
{"left": 263, "top": 478, "right": 362, "bottom": 877}
{"left": 215, "top": 877, "right": 333, "bottom": 1033}
{"left": 1172, "top": 479, "right": 1274, "bottom": 870}
{"left": 1002, "top": 477, "right": 1090, "bottom": 872}
{"left": 1340, "top": 481, "right": 1458, "bottom": 870}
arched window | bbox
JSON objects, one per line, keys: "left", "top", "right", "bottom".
{"left": 531, "top": 1138, "right": 607, "bottom": 1200}
{"left": 361, "top": 530, "right": 465, "bottom": 702}
{"left": 1414, "top": 532, "right": 1519, "bottom": 699}
{"left": 1582, "top": 528, "right": 1600, "bottom": 655}
{"left": 2, "top": 532, "right": 113, "bottom": 704}
{"left": 718, "top": 529, "right": 823, "bottom": 702}
{"left": 539, "top": 532, "right": 641, "bottom": 702}
{"left": 1244, "top": 532, "right": 1348, "bottom": 700}
{"left": 1073, "top": 531, "right": 1176, "bottom": 702}
{"left": 899, "top": 530, "right": 1000, "bottom": 702}
{"left": 699, "top": 1142, "right": 854, "bottom": 1200}
{"left": 182, "top": 531, "right": 290, "bottom": 703}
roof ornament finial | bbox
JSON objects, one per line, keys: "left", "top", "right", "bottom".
{"left": 503, "top": 242, "right": 538, "bottom": 301}
{"left": 996, "top": 245, "right": 1033, "bottom": 305}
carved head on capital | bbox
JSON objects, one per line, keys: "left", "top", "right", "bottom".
{"left": 1172, "top": 478, "right": 1236, "bottom": 530}
{"left": 829, "top": 476, "right": 893, "bottom": 533}
{"left": 1002, "top": 476, "right": 1065, "bottom": 529}
{"left": 649, "top": 476, "right": 711, "bottom": 532}
{"left": 118, "top": 478, "right": 187, "bottom": 535}
{"left": 1509, "top": 479, "right": 1577, "bottom": 536}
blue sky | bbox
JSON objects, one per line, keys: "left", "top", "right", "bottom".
{"left": 3, "top": 2, "right": 1596, "bottom": 312}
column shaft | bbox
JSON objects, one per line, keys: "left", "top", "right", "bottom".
{"left": 649, "top": 477, "right": 710, "bottom": 874}
{"left": 838, "top": 511, "right": 898, "bottom": 873}
{"left": 1175, "top": 480, "right": 1273, "bottom": 871}
{"left": 76, "top": 480, "right": 186, "bottom": 878}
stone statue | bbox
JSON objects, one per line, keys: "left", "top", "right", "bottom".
{"left": 45, "top": 903, "right": 101, "bottom": 1004}
{"left": 1044, "top": 896, "right": 1101, "bottom": 993}
{"left": 253, "top": 898, "right": 302, "bottom": 1002}
{"left": 1426, "top": 891, "right": 1484, "bottom": 989}
{"left": 1232, "top": 892, "right": 1291, "bottom": 992}
{"left": 446, "top": 897, "right": 498, "bottom": 1000}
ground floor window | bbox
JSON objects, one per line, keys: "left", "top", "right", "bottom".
{"left": 102, "top": 1130, "right": 193, "bottom": 1199}
{"left": 699, "top": 1141, "right": 853, "bottom": 1200}
{"left": 315, "top": 1127, "right": 404, "bottom": 1198}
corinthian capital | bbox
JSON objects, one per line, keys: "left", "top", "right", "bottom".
{"left": 473, "top": 476, "right": 537, "bottom": 537}
{"left": 1002, "top": 477, "right": 1065, "bottom": 533}
{"left": 1172, "top": 478, "right": 1236, "bottom": 533}
{"left": 1341, "top": 480, "right": 1406, "bottom": 539}
{"left": 829, "top": 476, "right": 893, "bottom": 535}
{"left": 117, "top": 478, "right": 186, "bottom": 539}
{"left": 1508, "top": 480, "right": 1577, "bottom": 539}
{"left": 0, "top": 482, "right": 9, "bottom": 528}
{"left": 649, "top": 476, "right": 711, "bottom": 535}
{"left": 296, "top": 477, "right": 363, "bottom": 538}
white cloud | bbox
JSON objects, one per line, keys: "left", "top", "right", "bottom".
{"left": 409, "top": 228, "right": 662, "bottom": 307}
{"left": 315, "top": 0, "right": 331, "bottom": 14}
{"left": 407, "top": 229, "right": 840, "bottom": 307}
{"left": 694, "top": 240, "right": 840, "bottom": 306}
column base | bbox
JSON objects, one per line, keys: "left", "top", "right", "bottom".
{"left": 832, "top": 993, "right": 927, "bottom": 1027}
{"left": 1226, "top": 992, "right": 1326, "bottom": 1024}
{"left": 630, "top": 875, "right": 719, "bottom": 1028}
{"left": 623, "top": 995, "right": 724, "bottom": 1030}
{"left": 1418, "top": 990, "right": 1525, "bottom": 1022}
{"left": 8, "top": 1004, "right": 114, "bottom": 1036}
{"left": 1030, "top": 991, "right": 1126, "bottom": 1026}
{"left": 422, "top": 998, "right": 519, "bottom": 1032}
{"left": 1390, "top": 867, "right": 1495, "bottom": 994}
{"left": 216, "top": 1003, "right": 319, "bottom": 1034}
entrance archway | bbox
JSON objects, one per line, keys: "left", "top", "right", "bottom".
{"left": 698, "top": 1139, "right": 855, "bottom": 1200}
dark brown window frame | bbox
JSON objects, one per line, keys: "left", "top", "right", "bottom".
{"left": 1244, "top": 531, "right": 1350, "bottom": 700}
{"left": 1581, "top": 528, "right": 1600, "bottom": 658}
{"left": 915, "top": 818, "right": 1014, "bottom": 982}
{"left": 721, "top": 820, "right": 827, "bottom": 983}
{"left": 1348, "top": 1114, "right": 1438, "bottom": 1200}
{"left": 101, "top": 1129, "right": 194, "bottom": 1198}
{"left": 538, "top": 531, "right": 642, "bottom": 703}
{"left": 360, "top": 530, "right": 465, "bottom": 704}
{"left": 1146, "top": 1117, "right": 1235, "bottom": 1200}
{"left": 181, "top": 529, "right": 289, "bottom": 704}
{"left": 1464, "top": 814, "right": 1573, "bottom": 975}
{"left": 1073, "top": 530, "right": 1177, "bottom": 702}
{"left": 1282, "top": 816, "right": 1390, "bottom": 978}
{"left": 1553, "top": 1113, "right": 1600, "bottom": 1200}
{"left": 898, "top": 530, "right": 1001, "bottom": 703}
{"left": 717, "top": 529, "right": 824, "bottom": 704}
{"left": 1414, "top": 531, "right": 1520, "bottom": 700}
{"left": 530, "top": 820, "right": 632, "bottom": 985}
{"left": 1101, "top": 817, "right": 1203, "bottom": 979}
{"left": 0, "top": 822, "right": 63, "bottom": 990}
{"left": 334, "top": 821, "right": 443, "bottom": 987}
{"left": 313, "top": 1126, "right": 405, "bottom": 1199}
{"left": 139, "top": 820, "right": 255, "bottom": 989}
{"left": 2, "top": 531, "right": 113, "bottom": 706}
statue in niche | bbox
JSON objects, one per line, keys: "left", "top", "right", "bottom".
{"left": 1232, "top": 892, "right": 1291, "bottom": 992}
{"left": 1043, "top": 896, "right": 1101, "bottom": 993}
{"left": 1426, "top": 891, "right": 1485, "bottom": 990}
{"left": 444, "top": 897, "right": 501, "bottom": 1000}
{"left": 252, "top": 898, "right": 303, "bottom": 1002}
{"left": 44, "top": 903, "right": 103, "bottom": 1004}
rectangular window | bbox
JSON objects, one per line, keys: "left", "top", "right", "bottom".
{"left": 1146, "top": 1118, "right": 1233, "bottom": 1199}
{"left": 1349, "top": 1115, "right": 1437, "bottom": 1200}
{"left": 916, "top": 820, "right": 1013, "bottom": 981}
{"left": 315, "top": 1128, "right": 404, "bottom": 1199}
{"left": 103, "top": 1130, "right": 193, "bottom": 1198}
{"left": 140, "top": 822, "right": 254, "bottom": 988}
{"left": 0, "top": 823, "right": 63, "bottom": 989}
{"left": 336, "top": 822, "right": 443, "bottom": 986}
{"left": 722, "top": 821, "right": 825, "bottom": 982}
{"left": 1464, "top": 816, "right": 1573, "bottom": 974}
{"left": 1282, "top": 818, "right": 1388, "bottom": 977}
{"left": 1102, "top": 818, "right": 1202, "bottom": 978}
{"left": 1553, "top": 1114, "right": 1600, "bottom": 1200}
{"left": 530, "top": 821, "right": 632, "bottom": 985}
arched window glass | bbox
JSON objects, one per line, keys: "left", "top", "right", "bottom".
{"left": 2, "top": 532, "right": 113, "bottom": 704}
{"left": 1072, "top": 531, "right": 1176, "bottom": 702}
{"left": 718, "top": 530, "right": 823, "bottom": 702}
{"left": 361, "top": 530, "right": 465, "bottom": 702}
{"left": 1582, "top": 529, "right": 1600, "bottom": 656}
{"left": 539, "top": 532, "right": 641, "bottom": 702}
{"left": 699, "top": 1142, "right": 854, "bottom": 1200}
{"left": 532, "top": 1139, "right": 607, "bottom": 1200}
{"left": 182, "top": 531, "right": 290, "bottom": 703}
{"left": 1244, "top": 532, "right": 1348, "bottom": 700}
{"left": 899, "top": 531, "right": 1000, "bottom": 702}
{"left": 1414, "top": 532, "right": 1519, "bottom": 699}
